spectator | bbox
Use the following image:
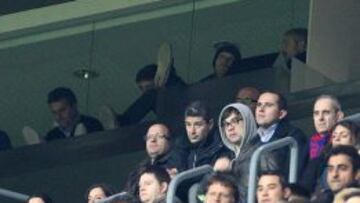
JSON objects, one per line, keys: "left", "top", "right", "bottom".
{"left": 234, "top": 86, "right": 260, "bottom": 114}
{"left": 124, "top": 123, "right": 183, "bottom": 197}
{"left": 200, "top": 42, "right": 242, "bottom": 82}
{"left": 333, "top": 188, "right": 360, "bottom": 203}
{"left": 310, "top": 95, "right": 344, "bottom": 159}
{"left": 181, "top": 101, "right": 231, "bottom": 169}
{"left": 311, "top": 146, "right": 360, "bottom": 203}
{"left": 138, "top": 166, "right": 171, "bottom": 203}
{"left": 45, "top": 87, "right": 103, "bottom": 141}
{"left": 301, "top": 120, "right": 360, "bottom": 194}
{"left": 203, "top": 172, "right": 239, "bottom": 203}
{"left": 0, "top": 129, "right": 12, "bottom": 150}
{"left": 26, "top": 193, "right": 53, "bottom": 203}
{"left": 86, "top": 183, "right": 116, "bottom": 203}
{"left": 256, "top": 170, "right": 291, "bottom": 203}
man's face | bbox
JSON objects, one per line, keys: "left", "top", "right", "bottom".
{"left": 223, "top": 112, "right": 244, "bottom": 145}
{"left": 235, "top": 88, "right": 259, "bottom": 113}
{"left": 313, "top": 98, "right": 341, "bottom": 134}
{"left": 332, "top": 125, "right": 353, "bottom": 147}
{"left": 88, "top": 187, "right": 107, "bottom": 203}
{"left": 327, "top": 154, "right": 356, "bottom": 192}
{"left": 281, "top": 35, "right": 303, "bottom": 59}
{"left": 205, "top": 182, "right": 235, "bottom": 203}
{"left": 139, "top": 173, "right": 165, "bottom": 203}
{"left": 49, "top": 99, "right": 77, "bottom": 129}
{"left": 214, "top": 52, "right": 235, "bottom": 77}
{"left": 28, "top": 198, "right": 45, "bottom": 203}
{"left": 145, "top": 124, "right": 170, "bottom": 158}
{"left": 185, "top": 116, "right": 213, "bottom": 144}
{"left": 257, "top": 175, "right": 289, "bottom": 203}
{"left": 137, "top": 80, "right": 155, "bottom": 93}
{"left": 256, "top": 93, "right": 286, "bottom": 128}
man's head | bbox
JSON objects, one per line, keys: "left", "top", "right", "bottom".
{"left": 256, "top": 91, "right": 288, "bottom": 128}
{"left": 204, "top": 172, "right": 238, "bottom": 203}
{"left": 257, "top": 170, "right": 291, "bottom": 203}
{"left": 313, "top": 95, "right": 344, "bottom": 135}
{"left": 326, "top": 146, "right": 360, "bottom": 193}
{"left": 220, "top": 107, "right": 244, "bottom": 145}
{"left": 145, "top": 123, "right": 171, "bottom": 159}
{"left": 281, "top": 28, "right": 307, "bottom": 60}
{"left": 47, "top": 87, "right": 78, "bottom": 129}
{"left": 138, "top": 166, "right": 170, "bottom": 203}
{"left": 136, "top": 64, "right": 157, "bottom": 93}
{"left": 26, "top": 194, "right": 52, "bottom": 203}
{"left": 235, "top": 87, "right": 260, "bottom": 113}
{"left": 212, "top": 43, "right": 242, "bottom": 78}
{"left": 184, "top": 101, "right": 214, "bottom": 144}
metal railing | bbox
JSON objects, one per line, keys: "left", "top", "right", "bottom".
{"left": 247, "top": 137, "right": 299, "bottom": 203}
{"left": 0, "top": 188, "right": 29, "bottom": 202}
{"left": 166, "top": 165, "right": 213, "bottom": 203}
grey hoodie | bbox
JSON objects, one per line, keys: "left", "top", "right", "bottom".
{"left": 218, "top": 103, "right": 258, "bottom": 159}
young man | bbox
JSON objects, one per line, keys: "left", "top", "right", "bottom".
{"left": 182, "top": 101, "right": 230, "bottom": 169}
{"left": 138, "top": 166, "right": 171, "bottom": 203}
{"left": 310, "top": 94, "right": 344, "bottom": 159}
{"left": 45, "top": 87, "right": 103, "bottom": 141}
{"left": 203, "top": 172, "right": 239, "bottom": 203}
{"left": 311, "top": 146, "right": 360, "bottom": 203}
{"left": 124, "top": 123, "right": 182, "bottom": 197}
{"left": 256, "top": 171, "right": 291, "bottom": 203}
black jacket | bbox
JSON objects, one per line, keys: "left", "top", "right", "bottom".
{"left": 45, "top": 114, "right": 103, "bottom": 141}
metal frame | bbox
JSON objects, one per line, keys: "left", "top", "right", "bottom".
{"left": 247, "top": 137, "right": 299, "bottom": 203}
{"left": 0, "top": 188, "right": 29, "bottom": 202}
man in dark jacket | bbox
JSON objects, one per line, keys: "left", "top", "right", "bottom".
{"left": 45, "top": 87, "right": 103, "bottom": 141}
{"left": 124, "top": 122, "right": 183, "bottom": 197}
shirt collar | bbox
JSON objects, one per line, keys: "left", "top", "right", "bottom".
{"left": 257, "top": 123, "right": 278, "bottom": 143}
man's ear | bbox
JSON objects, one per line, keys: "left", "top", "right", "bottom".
{"left": 336, "top": 110, "right": 345, "bottom": 121}
{"left": 283, "top": 187, "right": 292, "bottom": 199}
{"left": 160, "top": 182, "right": 168, "bottom": 194}
{"left": 279, "top": 109, "right": 288, "bottom": 120}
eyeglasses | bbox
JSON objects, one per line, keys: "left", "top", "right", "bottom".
{"left": 144, "top": 134, "right": 169, "bottom": 141}
{"left": 222, "top": 117, "right": 243, "bottom": 128}
{"left": 236, "top": 97, "right": 257, "bottom": 105}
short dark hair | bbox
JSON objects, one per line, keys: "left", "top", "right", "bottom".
{"left": 85, "top": 183, "right": 116, "bottom": 200}
{"left": 258, "top": 170, "right": 289, "bottom": 189}
{"left": 139, "top": 165, "right": 171, "bottom": 185}
{"left": 184, "top": 101, "right": 212, "bottom": 122}
{"left": 47, "top": 87, "right": 77, "bottom": 105}
{"left": 135, "top": 64, "right": 157, "bottom": 83}
{"left": 326, "top": 145, "right": 360, "bottom": 172}
{"left": 26, "top": 193, "right": 53, "bottom": 203}
{"left": 204, "top": 172, "right": 239, "bottom": 203}
{"left": 332, "top": 120, "right": 360, "bottom": 149}
{"left": 220, "top": 106, "right": 240, "bottom": 126}
{"left": 261, "top": 90, "right": 288, "bottom": 111}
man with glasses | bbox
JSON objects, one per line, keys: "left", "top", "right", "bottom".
{"left": 124, "top": 122, "right": 183, "bottom": 197}
{"left": 235, "top": 86, "right": 260, "bottom": 114}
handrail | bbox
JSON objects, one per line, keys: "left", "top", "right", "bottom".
{"left": 247, "top": 137, "right": 299, "bottom": 203}
{"left": 166, "top": 165, "right": 213, "bottom": 203}
{"left": 0, "top": 188, "right": 29, "bottom": 202}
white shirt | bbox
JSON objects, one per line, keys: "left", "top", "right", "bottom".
{"left": 257, "top": 123, "right": 278, "bottom": 143}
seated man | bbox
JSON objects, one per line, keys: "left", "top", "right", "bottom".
{"left": 200, "top": 42, "right": 242, "bottom": 82}
{"left": 45, "top": 87, "right": 103, "bottom": 141}
{"left": 256, "top": 170, "right": 291, "bottom": 203}
{"left": 234, "top": 86, "right": 260, "bottom": 114}
{"left": 203, "top": 172, "right": 239, "bottom": 203}
{"left": 180, "top": 101, "right": 231, "bottom": 169}
{"left": 138, "top": 166, "right": 171, "bottom": 203}
{"left": 311, "top": 146, "right": 360, "bottom": 203}
{"left": 124, "top": 123, "right": 183, "bottom": 197}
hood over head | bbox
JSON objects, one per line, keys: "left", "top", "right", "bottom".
{"left": 218, "top": 103, "right": 257, "bottom": 158}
